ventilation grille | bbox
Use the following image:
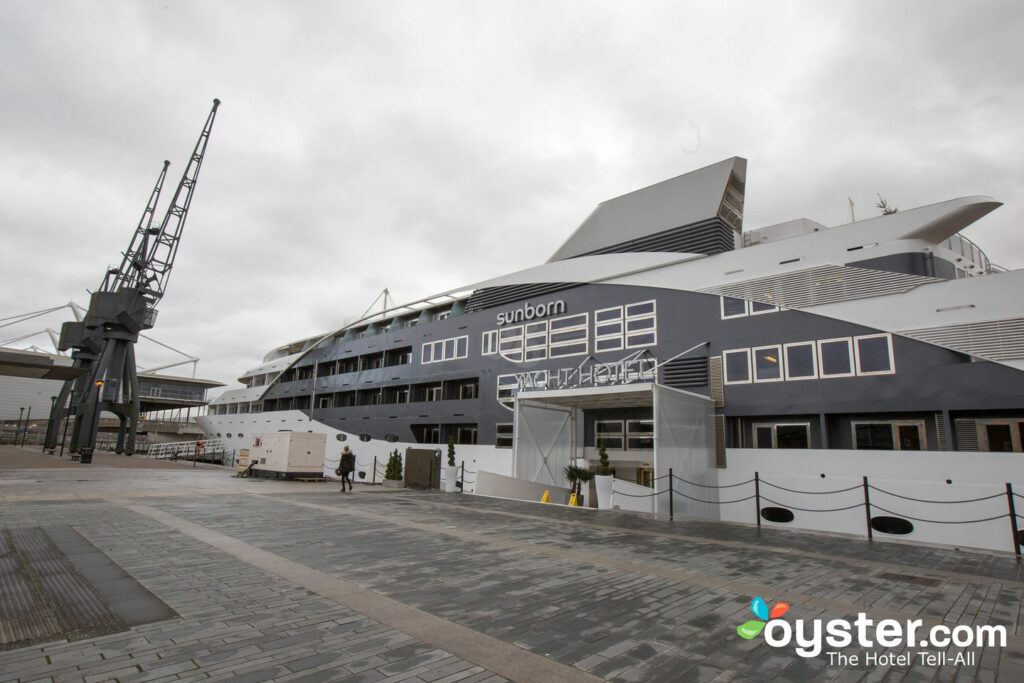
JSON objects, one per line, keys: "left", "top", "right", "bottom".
{"left": 935, "top": 412, "right": 950, "bottom": 451}
{"left": 465, "top": 283, "right": 581, "bottom": 313}
{"left": 955, "top": 419, "right": 979, "bottom": 451}
{"left": 571, "top": 217, "right": 735, "bottom": 259}
{"left": 698, "top": 265, "right": 941, "bottom": 310}
{"left": 899, "top": 318, "right": 1024, "bottom": 361}
{"left": 714, "top": 415, "right": 727, "bottom": 468}
{"left": 661, "top": 356, "right": 709, "bottom": 388}
{"left": 710, "top": 356, "right": 724, "bottom": 408}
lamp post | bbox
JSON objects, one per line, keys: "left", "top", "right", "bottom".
{"left": 20, "top": 407, "right": 31, "bottom": 446}
{"left": 45, "top": 396, "right": 57, "bottom": 452}
{"left": 59, "top": 390, "right": 75, "bottom": 458}
{"left": 16, "top": 407, "right": 24, "bottom": 444}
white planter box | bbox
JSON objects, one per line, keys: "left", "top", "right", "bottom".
{"left": 595, "top": 475, "right": 613, "bottom": 510}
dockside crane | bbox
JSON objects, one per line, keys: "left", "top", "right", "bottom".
{"left": 44, "top": 99, "right": 221, "bottom": 463}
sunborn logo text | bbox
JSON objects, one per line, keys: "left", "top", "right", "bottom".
{"left": 737, "top": 596, "right": 1006, "bottom": 660}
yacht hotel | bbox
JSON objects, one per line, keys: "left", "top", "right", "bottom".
{"left": 203, "top": 157, "right": 1024, "bottom": 553}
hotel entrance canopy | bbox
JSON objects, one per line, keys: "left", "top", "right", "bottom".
{"left": 512, "top": 383, "right": 716, "bottom": 516}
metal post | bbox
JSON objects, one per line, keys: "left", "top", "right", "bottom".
{"left": 16, "top": 407, "right": 24, "bottom": 445}
{"left": 863, "top": 476, "right": 873, "bottom": 541}
{"left": 460, "top": 460, "right": 465, "bottom": 489}
{"left": 372, "top": 455, "right": 377, "bottom": 484}
{"left": 1006, "top": 483, "right": 1021, "bottom": 558}
{"left": 754, "top": 471, "right": 762, "bottom": 528}
{"left": 45, "top": 396, "right": 57, "bottom": 452}
{"left": 59, "top": 412, "right": 71, "bottom": 458}
{"left": 668, "top": 467, "right": 674, "bottom": 520}
{"left": 20, "top": 407, "right": 31, "bottom": 446}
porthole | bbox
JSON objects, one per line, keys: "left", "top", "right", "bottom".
{"left": 870, "top": 516, "right": 914, "bottom": 535}
{"left": 216, "top": 433, "right": 222, "bottom": 438}
{"left": 238, "top": 433, "right": 243, "bottom": 438}
{"left": 359, "top": 433, "right": 372, "bottom": 442}
{"left": 760, "top": 507, "right": 795, "bottom": 524}
{"left": 227, "top": 433, "right": 232, "bottom": 438}
{"left": 384, "top": 434, "right": 399, "bottom": 443}
{"left": 335, "top": 433, "right": 347, "bottom": 441}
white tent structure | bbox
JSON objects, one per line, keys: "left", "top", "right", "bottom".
{"left": 512, "top": 383, "right": 716, "bottom": 516}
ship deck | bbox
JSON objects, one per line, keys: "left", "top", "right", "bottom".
{"left": 1, "top": 444, "right": 1022, "bottom": 681}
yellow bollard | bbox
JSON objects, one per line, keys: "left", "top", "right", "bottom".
{"left": 540, "top": 490, "right": 550, "bottom": 503}
{"left": 568, "top": 493, "right": 578, "bottom": 506}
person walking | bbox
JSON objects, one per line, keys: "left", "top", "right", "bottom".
{"left": 338, "top": 445, "right": 355, "bottom": 492}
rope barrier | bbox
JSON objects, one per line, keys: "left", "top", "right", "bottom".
{"left": 760, "top": 496, "right": 865, "bottom": 513}
{"left": 673, "top": 477, "right": 755, "bottom": 489}
{"left": 869, "top": 503, "right": 1009, "bottom": 525}
{"left": 760, "top": 480, "right": 862, "bottom": 495}
{"left": 611, "top": 487, "right": 666, "bottom": 498}
{"left": 868, "top": 485, "right": 1005, "bottom": 504}
{"left": 671, "top": 489, "right": 757, "bottom": 505}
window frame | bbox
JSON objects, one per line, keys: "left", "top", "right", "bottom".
{"left": 783, "top": 341, "right": 818, "bottom": 381}
{"left": 752, "top": 344, "right": 784, "bottom": 383}
{"left": 853, "top": 333, "right": 895, "bottom": 376}
{"left": 723, "top": 348, "right": 752, "bottom": 385}
{"left": 752, "top": 421, "right": 811, "bottom": 448}
{"left": 817, "top": 337, "right": 855, "bottom": 378}
{"left": 851, "top": 419, "right": 927, "bottom": 450}
{"left": 720, "top": 296, "right": 748, "bottom": 319}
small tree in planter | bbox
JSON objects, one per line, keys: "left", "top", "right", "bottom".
{"left": 384, "top": 449, "right": 403, "bottom": 487}
{"left": 443, "top": 436, "right": 458, "bottom": 492}
{"left": 594, "top": 439, "right": 614, "bottom": 510}
{"left": 563, "top": 464, "right": 593, "bottom": 505}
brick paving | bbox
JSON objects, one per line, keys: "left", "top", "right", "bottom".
{"left": 2, "top": 445, "right": 1024, "bottom": 681}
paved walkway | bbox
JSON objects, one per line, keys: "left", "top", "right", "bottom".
{"left": 1, "top": 445, "right": 1023, "bottom": 681}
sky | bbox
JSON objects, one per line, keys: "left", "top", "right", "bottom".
{"left": 2, "top": 0, "right": 1022, "bottom": 391}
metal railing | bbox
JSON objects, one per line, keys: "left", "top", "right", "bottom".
{"left": 146, "top": 438, "right": 228, "bottom": 464}
{"left": 610, "top": 469, "right": 1024, "bottom": 555}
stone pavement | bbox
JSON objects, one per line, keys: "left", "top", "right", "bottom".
{"left": 1, "top": 445, "right": 1024, "bottom": 681}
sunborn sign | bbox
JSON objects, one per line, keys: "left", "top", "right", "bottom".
{"left": 496, "top": 299, "right": 566, "bottom": 326}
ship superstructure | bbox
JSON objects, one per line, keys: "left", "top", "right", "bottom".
{"left": 202, "top": 157, "right": 1024, "bottom": 552}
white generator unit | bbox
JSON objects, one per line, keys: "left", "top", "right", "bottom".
{"left": 249, "top": 431, "right": 326, "bottom": 478}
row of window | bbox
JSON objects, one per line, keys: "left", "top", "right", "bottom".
{"left": 482, "top": 299, "right": 659, "bottom": 363}
{"left": 411, "top": 423, "right": 477, "bottom": 445}
{"left": 721, "top": 296, "right": 779, "bottom": 319}
{"left": 421, "top": 336, "right": 469, "bottom": 364}
{"left": 281, "top": 348, "right": 413, "bottom": 383}
{"left": 307, "top": 378, "right": 480, "bottom": 409}
{"left": 724, "top": 333, "right": 894, "bottom": 385}
{"left": 751, "top": 419, "right": 926, "bottom": 450}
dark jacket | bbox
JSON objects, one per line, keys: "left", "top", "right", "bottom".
{"left": 340, "top": 452, "right": 355, "bottom": 474}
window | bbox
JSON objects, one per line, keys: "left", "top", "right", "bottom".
{"left": 496, "top": 423, "right": 514, "bottom": 449}
{"left": 818, "top": 338, "right": 854, "bottom": 377}
{"left": 453, "top": 424, "right": 478, "bottom": 445}
{"left": 752, "top": 345, "right": 783, "bottom": 382}
{"left": 721, "top": 296, "right": 747, "bottom": 319}
{"left": 854, "top": 334, "right": 895, "bottom": 375}
{"left": 723, "top": 349, "right": 751, "bottom": 384}
{"left": 783, "top": 342, "right": 817, "bottom": 380}
{"left": 626, "top": 420, "right": 654, "bottom": 449}
{"left": 625, "top": 300, "right": 657, "bottom": 348}
{"left": 482, "top": 330, "right": 498, "bottom": 355}
{"left": 421, "top": 335, "right": 469, "bottom": 364}
{"left": 595, "top": 420, "right": 624, "bottom": 449}
{"left": 412, "top": 424, "right": 440, "bottom": 444}
{"left": 753, "top": 422, "right": 810, "bottom": 448}
{"left": 549, "top": 313, "right": 589, "bottom": 358}
{"left": 594, "top": 306, "right": 623, "bottom": 352}
{"left": 524, "top": 321, "right": 548, "bottom": 362}
{"left": 750, "top": 300, "right": 779, "bottom": 315}
{"left": 636, "top": 465, "right": 654, "bottom": 488}
{"left": 496, "top": 374, "right": 520, "bottom": 409}
{"left": 498, "top": 326, "right": 524, "bottom": 362}
{"left": 979, "top": 419, "right": 1024, "bottom": 452}
{"left": 852, "top": 420, "right": 925, "bottom": 450}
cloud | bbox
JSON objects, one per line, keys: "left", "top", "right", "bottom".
{"left": 2, "top": 0, "right": 1022, "bottom": 390}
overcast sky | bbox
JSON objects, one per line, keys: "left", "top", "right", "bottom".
{"left": 2, "top": 0, "right": 1022, "bottom": 391}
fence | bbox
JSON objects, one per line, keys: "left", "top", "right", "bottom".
{"left": 609, "top": 469, "right": 1024, "bottom": 556}
{"left": 146, "top": 438, "right": 228, "bottom": 465}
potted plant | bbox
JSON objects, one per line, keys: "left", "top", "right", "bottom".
{"left": 383, "top": 449, "right": 403, "bottom": 488}
{"left": 442, "top": 437, "right": 458, "bottom": 493}
{"left": 563, "top": 464, "right": 593, "bottom": 506}
{"left": 594, "top": 439, "right": 614, "bottom": 510}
